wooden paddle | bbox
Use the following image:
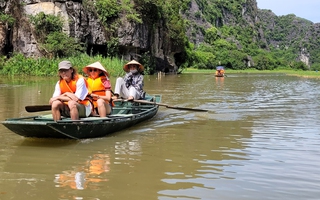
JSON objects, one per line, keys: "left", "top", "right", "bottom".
{"left": 25, "top": 105, "right": 51, "bottom": 112}
{"left": 116, "top": 99, "right": 208, "bottom": 112}
{"left": 26, "top": 99, "right": 209, "bottom": 113}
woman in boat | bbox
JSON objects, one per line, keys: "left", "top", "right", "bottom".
{"left": 49, "top": 60, "right": 91, "bottom": 121}
{"left": 83, "top": 61, "right": 113, "bottom": 117}
{"left": 112, "top": 60, "right": 145, "bottom": 101}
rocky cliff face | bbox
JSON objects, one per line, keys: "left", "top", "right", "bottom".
{"left": 0, "top": 0, "right": 183, "bottom": 72}
{"left": 0, "top": 0, "right": 317, "bottom": 70}
{"left": 0, "top": 0, "right": 107, "bottom": 58}
{"left": 117, "top": 15, "right": 181, "bottom": 72}
{"left": 183, "top": 0, "right": 261, "bottom": 67}
{"left": 257, "top": 9, "right": 320, "bottom": 66}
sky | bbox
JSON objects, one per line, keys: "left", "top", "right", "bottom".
{"left": 256, "top": 0, "right": 320, "bottom": 23}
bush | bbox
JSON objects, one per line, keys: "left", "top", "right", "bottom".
{"left": 29, "top": 12, "right": 64, "bottom": 40}
{"left": 310, "top": 63, "right": 320, "bottom": 71}
{"left": 42, "top": 32, "right": 85, "bottom": 58}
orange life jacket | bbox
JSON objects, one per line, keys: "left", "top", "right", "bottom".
{"left": 215, "top": 70, "right": 225, "bottom": 76}
{"left": 59, "top": 75, "right": 90, "bottom": 106}
{"left": 87, "top": 76, "right": 114, "bottom": 107}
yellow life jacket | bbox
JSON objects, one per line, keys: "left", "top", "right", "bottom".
{"left": 87, "top": 76, "right": 114, "bottom": 108}
{"left": 59, "top": 75, "right": 89, "bottom": 106}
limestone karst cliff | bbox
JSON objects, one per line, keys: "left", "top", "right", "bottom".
{"left": 0, "top": 0, "right": 319, "bottom": 72}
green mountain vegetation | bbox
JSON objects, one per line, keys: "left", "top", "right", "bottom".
{"left": 1, "top": 0, "right": 319, "bottom": 76}
{"left": 184, "top": 0, "right": 319, "bottom": 71}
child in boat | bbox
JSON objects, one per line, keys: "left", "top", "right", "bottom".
{"left": 49, "top": 60, "right": 91, "bottom": 121}
{"left": 112, "top": 60, "right": 145, "bottom": 101}
{"left": 83, "top": 61, "right": 113, "bottom": 117}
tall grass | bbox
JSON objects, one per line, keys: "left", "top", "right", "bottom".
{"left": 0, "top": 53, "right": 127, "bottom": 77}
{"left": 2, "top": 54, "right": 319, "bottom": 78}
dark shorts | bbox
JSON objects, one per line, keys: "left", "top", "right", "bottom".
{"left": 60, "top": 103, "right": 86, "bottom": 118}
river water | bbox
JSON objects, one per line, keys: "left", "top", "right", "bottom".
{"left": 0, "top": 73, "right": 319, "bottom": 200}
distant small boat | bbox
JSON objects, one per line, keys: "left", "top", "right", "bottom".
{"left": 215, "top": 66, "right": 225, "bottom": 77}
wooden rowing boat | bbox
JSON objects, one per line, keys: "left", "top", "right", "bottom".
{"left": 215, "top": 66, "right": 225, "bottom": 77}
{"left": 0, "top": 94, "right": 161, "bottom": 139}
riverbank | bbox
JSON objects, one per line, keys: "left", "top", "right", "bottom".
{"left": 182, "top": 68, "right": 320, "bottom": 78}
{"left": 1, "top": 54, "right": 319, "bottom": 79}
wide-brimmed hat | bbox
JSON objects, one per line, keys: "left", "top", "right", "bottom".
{"left": 123, "top": 60, "right": 144, "bottom": 72}
{"left": 83, "top": 61, "right": 109, "bottom": 77}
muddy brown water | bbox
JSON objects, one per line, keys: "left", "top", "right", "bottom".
{"left": 0, "top": 73, "right": 319, "bottom": 200}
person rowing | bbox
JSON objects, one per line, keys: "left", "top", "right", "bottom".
{"left": 112, "top": 60, "right": 145, "bottom": 101}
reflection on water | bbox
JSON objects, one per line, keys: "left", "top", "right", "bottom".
{"left": 0, "top": 74, "right": 320, "bottom": 200}
{"left": 54, "top": 153, "right": 110, "bottom": 190}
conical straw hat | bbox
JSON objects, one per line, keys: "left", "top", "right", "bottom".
{"left": 83, "top": 61, "right": 109, "bottom": 77}
{"left": 123, "top": 60, "right": 144, "bottom": 72}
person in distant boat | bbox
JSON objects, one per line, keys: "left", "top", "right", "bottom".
{"left": 215, "top": 66, "right": 225, "bottom": 77}
{"left": 112, "top": 60, "right": 145, "bottom": 101}
{"left": 49, "top": 60, "right": 91, "bottom": 121}
{"left": 83, "top": 61, "right": 113, "bottom": 117}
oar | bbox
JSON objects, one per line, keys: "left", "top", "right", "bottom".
{"left": 118, "top": 99, "right": 208, "bottom": 112}
{"left": 26, "top": 99, "right": 209, "bottom": 112}
{"left": 25, "top": 105, "right": 51, "bottom": 112}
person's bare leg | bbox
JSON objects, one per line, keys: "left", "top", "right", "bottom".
{"left": 97, "top": 99, "right": 111, "bottom": 117}
{"left": 68, "top": 100, "right": 79, "bottom": 120}
{"left": 51, "top": 100, "right": 63, "bottom": 121}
